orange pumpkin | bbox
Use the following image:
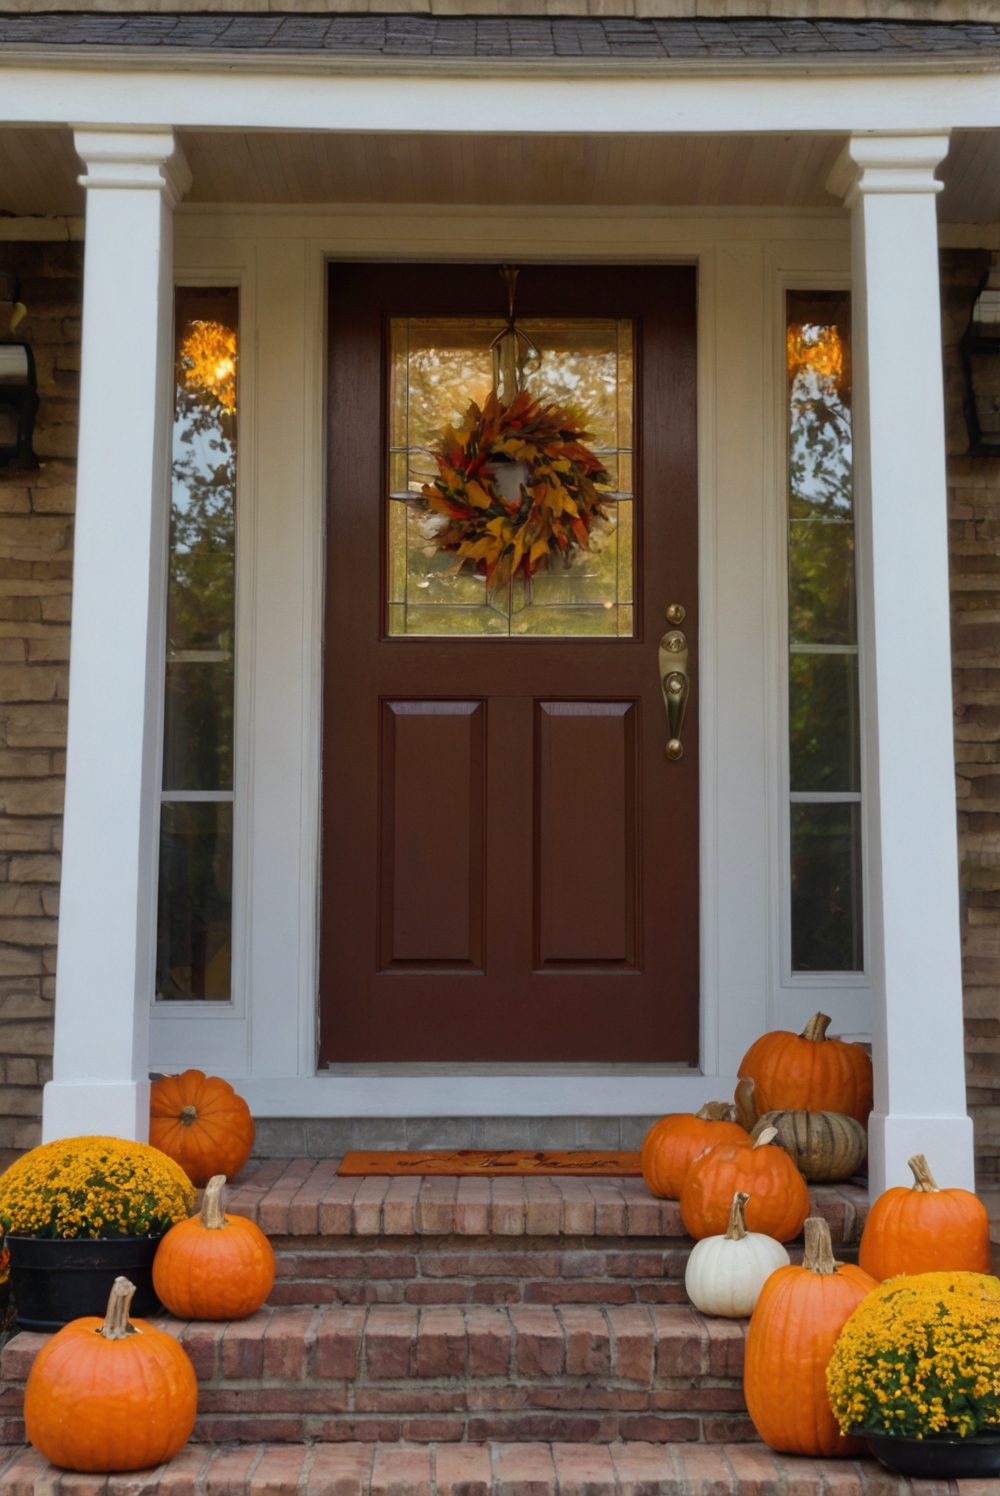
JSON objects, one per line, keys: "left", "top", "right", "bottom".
{"left": 680, "top": 1126, "right": 811, "bottom": 1242}
{"left": 744, "top": 1217, "right": 877, "bottom": 1457}
{"left": 641, "top": 1103, "right": 751, "bottom": 1200}
{"left": 153, "top": 1173, "right": 276, "bottom": 1320}
{"left": 858, "top": 1153, "right": 991, "bottom": 1281}
{"left": 737, "top": 1013, "right": 873, "bottom": 1125}
{"left": 24, "top": 1276, "right": 197, "bottom": 1472}
{"left": 150, "top": 1069, "right": 255, "bottom": 1188}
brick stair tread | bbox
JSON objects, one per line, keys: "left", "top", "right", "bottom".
{"left": 0, "top": 1303, "right": 754, "bottom": 1447}
{"left": 0, "top": 1442, "right": 924, "bottom": 1496}
{"left": 230, "top": 1161, "right": 868, "bottom": 1244}
{"left": 2, "top": 1301, "right": 749, "bottom": 1386}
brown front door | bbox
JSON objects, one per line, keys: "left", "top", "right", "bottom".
{"left": 321, "top": 264, "right": 698, "bottom": 1063}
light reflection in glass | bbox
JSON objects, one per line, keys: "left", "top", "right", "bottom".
{"left": 156, "top": 287, "right": 238, "bottom": 1001}
{"left": 787, "top": 292, "right": 863, "bottom": 973}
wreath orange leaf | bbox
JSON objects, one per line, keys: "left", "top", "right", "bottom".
{"left": 420, "top": 388, "right": 611, "bottom": 599}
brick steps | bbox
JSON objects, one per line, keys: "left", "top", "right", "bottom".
{"left": 1, "top": 1302, "right": 753, "bottom": 1446}
{"left": 0, "top": 1442, "right": 919, "bottom": 1496}
{"left": 268, "top": 1236, "right": 699, "bottom": 1308}
{"left": 230, "top": 1162, "right": 868, "bottom": 1308}
{"left": 0, "top": 1166, "right": 872, "bottom": 1453}
{"left": 229, "top": 1162, "right": 869, "bottom": 1245}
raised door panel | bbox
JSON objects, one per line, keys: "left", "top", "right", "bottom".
{"left": 535, "top": 700, "right": 637, "bottom": 968}
{"left": 379, "top": 700, "right": 485, "bottom": 968}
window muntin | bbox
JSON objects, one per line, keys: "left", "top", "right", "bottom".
{"left": 156, "top": 287, "right": 237, "bottom": 1001}
{"left": 787, "top": 291, "right": 863, "bottom": 973}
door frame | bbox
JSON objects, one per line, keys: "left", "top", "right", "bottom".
{"left": 319, "top": 261, "right": 699, "bottom": 1065}
{"left": 150, "top": 206, "right": 872, "bottom": 1116}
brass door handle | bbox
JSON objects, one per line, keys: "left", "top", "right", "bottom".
{"left": 659, "top": 620, "right": 690, "bottom": 762}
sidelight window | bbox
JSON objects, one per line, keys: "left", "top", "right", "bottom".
{"left": 786, "top": 291, "right": 863, "bottom": 973}
{"left": 156, "top": 288, "right": 238, "bottom": 1001}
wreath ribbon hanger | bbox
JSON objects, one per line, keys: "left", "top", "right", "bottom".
{"left": 418, "top": 266, "right": 610, "bottom": 613}
{"left": 490, "top": 266, "right": 538, "bottom": 407}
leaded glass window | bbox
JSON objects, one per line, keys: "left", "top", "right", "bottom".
{"left": 388, "top": 318, "right": 634, "bottom": 637}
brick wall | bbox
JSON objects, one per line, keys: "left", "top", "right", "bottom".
{"left": 942, "top": 247, "right": 1000, "bottom": 1184}
{"left": 2, "top": 239, "right": 999, "bottom": 1181}
{"left": 0, "top": 239, "right": 79, "bottom": 1163}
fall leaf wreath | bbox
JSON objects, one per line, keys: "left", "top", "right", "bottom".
{"left": 419, "top": 387, "right": 611, "bottom": 601}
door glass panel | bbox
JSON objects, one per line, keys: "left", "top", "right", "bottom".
{"left": 388, "top": 318, "right": 634, "bottom": 637}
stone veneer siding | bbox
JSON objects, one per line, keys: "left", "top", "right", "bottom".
{"left": 0, "top": 239, "right": 78, "bottom": 1161}
{"left": 2, "top": 239, "right": 1000, "bottom": 1178}
{"left": 942, "top": 248, "right": 1000, "bottom": 1184}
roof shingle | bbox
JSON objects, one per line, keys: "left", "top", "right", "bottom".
{"left": 0, "top": 12, "right": 999, "bottom": 61}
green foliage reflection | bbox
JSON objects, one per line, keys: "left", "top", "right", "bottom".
{"left": 788, "top": 302, "right": 856, "bottom": 646}
{"left": 165, "top": 290, "right": 238, "bottom": 792}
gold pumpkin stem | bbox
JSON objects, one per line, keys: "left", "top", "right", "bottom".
{"left": 908, "top": 1154, "right": 940, "bottom": 1193}
{"left": 200, "top": 1174, "right": 229, "bottom": 1230}
{"left": 179, "top": 1104, "right": 199, "bottom": 1126}
{"left": 801, "top": 1013, "right": 832, "bottom": 1043}
{"left": 734, "top": 1077, "right": 758, "bottom": 1132}
{"left": 696, "top": 1101, "right": 738, "bottom": 1122}
{"left": 100, "top": 1277, "right": 138, "bottom": 1340}
{"left": 802, "top": 1217, "right": 837, "bottom": 1275}
{"left": 752, "top": 1126, "right": 778, "bottom": 1149}
{"left": 725, "top": 1191, "right": 750, "bottom": 1241}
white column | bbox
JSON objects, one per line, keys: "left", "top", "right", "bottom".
{"left": 42, "top": 129, "right": 190, "bottom": 1143}
{"left": 829, "top": 134, "right": 974, "bottom": 1194}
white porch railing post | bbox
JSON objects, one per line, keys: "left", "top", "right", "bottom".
{"left": 830, "top": 133, "right": 975, "bottom": 1194}
{"left": 41, "top": 128, "right": 189, "bottom": 1143}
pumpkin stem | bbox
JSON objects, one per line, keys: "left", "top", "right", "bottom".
{"left": 908, "top": 1154, "right": 940, "bottom": 1193}
{"left": 800, "top": 1013, "right": 832, "bottom": 1043}
{"left": 802, "top": 1217, "right": 837, "bottom": 1275}
{"left": 200, "top": 1174, "right": 229, "bottom": 1230}
{"left": 99, "top": 1276, "right": 138, "bottom": 1340}
{"left": 724, "top": 1191, "right": 750, "bottom": 1241}
{"left": 734, "top": 1078, "right": 758, "bottom": 1132}
{"left": 752, "top": 1126, "right": 778, "bottom": 1149}
{"left": 179, "top": 1104, "right": 199, "bottom": 1126}
{"left": 695, "top": 1101, "right": 738, "bottom": 1122}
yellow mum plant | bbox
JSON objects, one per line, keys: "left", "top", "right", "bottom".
{"left": 827, "top": 1272, "right": 1000, "bottom": 1440}
{"left": 0, "top": 1136, "right": 194, "bottom": 1240}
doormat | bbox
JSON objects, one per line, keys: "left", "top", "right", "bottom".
{"left": 337, "top": 1150, "right": 643, "bottom": 1177}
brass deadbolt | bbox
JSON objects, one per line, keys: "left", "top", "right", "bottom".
{"left": 666, "top": 604, "right": 686, "bottom": 625}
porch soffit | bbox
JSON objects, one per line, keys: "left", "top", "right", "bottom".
{"left": 2, "top": 123, "right": 999, "bottom": 221}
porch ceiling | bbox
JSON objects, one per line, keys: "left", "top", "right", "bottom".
{"left": 1, "top": 124, "right": 998, "bottom": 221}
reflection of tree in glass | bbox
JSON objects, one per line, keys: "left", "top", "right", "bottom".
{"left": 522, "top": 345, "right": 619, "bottom": 454}
{"left": 166, "top": 317, "right": 237, "bottom": 791}
{"left": 402, "top": 323, "right": 629, "bottom": 471}
{"left": 171, "top": 320, "right": 236, "bottom": 653}
{"left": 791, "top": 803, "right": 861, "bottom": 971}
{"left": 788, "top": 321, "right": 855, "bottom": 646}
{"left": 789, "top": 653, "right": 859, "bottom": 793}
{"left": 156, "top": 802, "right": 232, "bottom": 1000}
{"left": 404, "top": 342, "right": 495, "bottom": 455}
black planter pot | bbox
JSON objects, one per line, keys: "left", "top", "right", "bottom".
{"left": 7, "top": 1233, "right": 165, "bottom": 1331}
{"left": 860, "top": 1428, "right": 1000, "bottom": 1479}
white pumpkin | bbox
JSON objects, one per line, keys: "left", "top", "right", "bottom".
{"left": 684, "top": 1190, "right": 790, "bottom": 1317}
